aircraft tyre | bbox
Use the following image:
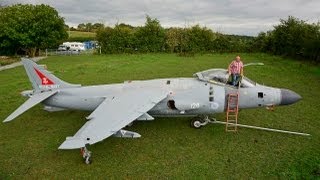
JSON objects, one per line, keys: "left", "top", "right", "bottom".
{"left": 84, "top": 156, "right": 91, "bottom": 164}
{"left": 191, "top": 118, "right": 203, "bottom": 129}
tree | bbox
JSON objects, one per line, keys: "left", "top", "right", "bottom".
{"left": 212, "top": 34, "right": 232, "bottom": 53}
{"left": 64, "top": 24, "right": 70, "bottom": 31}
{"left": 92, "top": 23, "right": 104, "bottom": 32}
{"left": 135, "top": 15, "right": 165, "bottom": 52}
{"left": 77, "top": 23, "right": 86, "bottom": 31}
{"left": 117, "top": 23, "right": 134, "bottom": 30}
{"left": 0, "top": 4, "right": 67, "bottom": 56}
{"left": 252, "top": 16, "right": 320, "bottom": 62}
{"left": 70, "top": 27, "right": 77, "bottom": 31}
{"left": 96, "top": 24, "right": 135, "bottom": 53}
{"left": 187, "top": 25, "right": 215, "bottom": 52}
{"left": 85, "top": 23, "right": 93, "bottom": 32}
{"left": 165, "top": 27, "right": 182, "bottom": 53}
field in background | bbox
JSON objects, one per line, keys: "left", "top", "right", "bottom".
{"left": 0, "top": 53, "right": 319, "bottom": 178}
{"left": 67, "top": 31, "right": 96, "bottom": 41}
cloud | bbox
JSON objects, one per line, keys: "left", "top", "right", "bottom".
{"left": 4, "top": 0, "right": 320, "bottom": 36}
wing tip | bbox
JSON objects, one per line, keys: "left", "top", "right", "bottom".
{"left": 3, "top": 117, "right": 13, "bottom": 123}
{"left": 58, "top": 137, "right": 86, "bottom": 150}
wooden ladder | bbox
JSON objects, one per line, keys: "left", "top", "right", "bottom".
{"left": 226, "top": 93, "right": 239, "bottom": 131}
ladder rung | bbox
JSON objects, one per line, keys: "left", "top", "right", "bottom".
{"left": 227, "top": 114, "right": 237, "bottom": 116}
{"left": 227, "top": 121, "right": 237, "bottom": 123}
{"left": 228, "top": 98, "right": 238, "bottom": 100}
{"left": 228, "top": 103, "right": 237, "bottom": 105}
{"left": 228, "top": 116, "right": 237, "bottom": 118}
{"left": 228, "top": 109, "right": 237, "bottom": 111}
{"left": 227, "top": 110, "right": 237, "bottom": 112}
{"left": 227, "top": 113, "right": 237, "bottom": 115}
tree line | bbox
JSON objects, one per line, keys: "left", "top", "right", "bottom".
{"left": 97, "top": 16, "right": 319, "bottom": 62}
{"left": 0, "top": 4, "right": 319, "bottom": 62}
{"left": 64, "top": 23, "right": 104, "bottom": 32}
{"left": 96, "top": 16, "right": 254, "bottom": 54}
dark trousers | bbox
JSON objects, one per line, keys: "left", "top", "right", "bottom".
{"left": 231, "top": 74, "right": 241, "bottom": 86}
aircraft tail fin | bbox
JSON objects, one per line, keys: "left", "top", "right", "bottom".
{"left": 22, "top": 58, "right": 80, "bottom": 91}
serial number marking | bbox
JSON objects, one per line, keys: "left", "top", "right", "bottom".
{"left": 191, "top": 103, "right": 200, "bottom": 109}
{"left": 38, "top": 85, "right": 60, "bottom": 89}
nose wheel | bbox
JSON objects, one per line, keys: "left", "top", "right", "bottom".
{"left": 81, "top": 146, "right": 92, "bottom": 164}
{"left": 190, "top": 116, "right": 211, "bottom": 129}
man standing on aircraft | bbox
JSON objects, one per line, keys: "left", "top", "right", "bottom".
{"left": 228, "top": 55, "right": 244, "bottom": 86}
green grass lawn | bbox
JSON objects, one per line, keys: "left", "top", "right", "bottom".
{"left": 0, "top": 53, "right": 319, "bottom": 179}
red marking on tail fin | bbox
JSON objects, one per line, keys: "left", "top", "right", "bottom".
{"left": 34, "top": 68, "right": 54, "bottom": 85}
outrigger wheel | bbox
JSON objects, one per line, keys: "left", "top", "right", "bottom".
{"left": 81, "top": 146, "right": 92, "bottom": 164}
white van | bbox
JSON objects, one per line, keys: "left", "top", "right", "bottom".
{"left": 61, "top": 42, "right": 86, "bottom": 51}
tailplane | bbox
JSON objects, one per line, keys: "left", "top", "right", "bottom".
{"left": 22, "top": 58, "right": 80, "bottom": 91}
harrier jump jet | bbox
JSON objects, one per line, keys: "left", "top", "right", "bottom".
{"left": 3, "top": 59, "right": 304, "bottom": 164}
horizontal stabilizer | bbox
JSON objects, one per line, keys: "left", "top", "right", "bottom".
{"left": 58, "top": 137, "right": 86, "bottom": 149}
{"left": 21, "top": 90, "right": 34, "bottom": 97}
{"left": 3, "top": 90, "right": 58, "bottom": 122}
{"left": 112, "top": 129, "right": 141, "bottom": 138}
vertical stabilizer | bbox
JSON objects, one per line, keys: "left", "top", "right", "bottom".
{"left": 22, "top": 58, "right": 80, "bottom": 91}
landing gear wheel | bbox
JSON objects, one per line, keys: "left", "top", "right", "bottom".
{"left": 191, "top": 118, "right": 203, "bottom": 129}
{"left": 81, "top": 146, "right": 92, "bottom": 165}
{"left": 84, "top": 156, "right": 91, "bottom": 164}
{"left": 190, "top": 116, "right": 211, "bottom": 129}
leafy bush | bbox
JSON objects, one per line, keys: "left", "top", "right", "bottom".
{"left": 252, "top": 16, "right": 320, "bottom": 62}
{"left": 97, "top": 16, "right": 252, "bottom": 55}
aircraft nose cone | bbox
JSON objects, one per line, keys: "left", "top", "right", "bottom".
{"left": 280, "top": 89, "right": 302, "bottom": 105}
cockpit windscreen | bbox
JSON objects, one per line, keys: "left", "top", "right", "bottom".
{"left": 194, "top": 69, "right": 256, "bottom": 88}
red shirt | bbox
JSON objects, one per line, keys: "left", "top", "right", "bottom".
{"left": 229, "top": 60, "right": 243, "bottom": 74}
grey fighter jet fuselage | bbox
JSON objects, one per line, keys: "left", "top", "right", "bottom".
{"left": 40, "top": 68, "right": 301, "bottom": 118}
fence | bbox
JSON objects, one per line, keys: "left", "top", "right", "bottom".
{"left": 40, "top": 49, "right": 97, "bottom": 57}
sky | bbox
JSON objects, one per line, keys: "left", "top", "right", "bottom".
{"left": 3, "top": 0, "right": 320, "bottom": 36}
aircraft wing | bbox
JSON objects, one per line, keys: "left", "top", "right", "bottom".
{"left": 58, "top": 89, "right": 167, "bottom": 149}
{"left": 3, "top": 90, "right": 58, "bottom": 122}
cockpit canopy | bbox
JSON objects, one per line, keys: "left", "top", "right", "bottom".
{"left": 194, "top": 69, "right": 256, "bottom": 88}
